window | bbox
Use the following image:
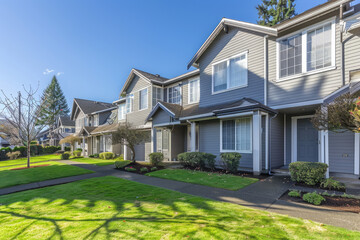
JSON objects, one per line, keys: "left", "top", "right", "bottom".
{"left": 279, "top": 34, "right": 302, "bottom": 78}
{"left": 126, "top": 94, "right": 134, "bottom": 113}
{"left": 213, "top": 53, "right": 248, "bottom": 93}
{"left": 152, "top": 86, "right": 163, "bottom": 107}
{"left": 168, "top": 85, "right": 181, "bottom": 104}
{"left": 118, "top": 103, "right": 125, "bottom": 120}
{"left": 221, "top": 117, "right": 252, "bottom": 153}
{"left": 307, "top": 23, "right": 332, "bottom": 71}
{"left": 278, "top": 21, "right": 334, "bottom": 80}
{"left": 94, "top": 115, "right": 99, "bottom": 126}
{"left": 139, "top": 88, "right": 148, "bottom": 110}
{"left": 188, "top": 79, "right": 200, "bottom": 103}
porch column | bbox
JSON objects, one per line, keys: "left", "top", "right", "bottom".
{"left": 253, "top": 111, "right": 262, "bottom": 175}
{"left": 190, "top": 122, "right": 196, "bottom": 152}
{"left": 151, "top": 128, "right": 156, "bottom": 153}
{"left": 320, "top": 130, "right": 329, "bottom": 178}
{"left": 355, "top": 133, "right": 360, "bottom": 175}
{"left": 123, "top": 143, "right": 128, "bottom": 160}
{"left": 82, "top": 137, "right": 85, "bottom": 156}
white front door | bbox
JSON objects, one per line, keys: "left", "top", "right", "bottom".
{"left": 156, "top": 129, "right": 170, "bottom": 161}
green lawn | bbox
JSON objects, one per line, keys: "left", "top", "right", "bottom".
{"left": 0, "top": 154, "right": 60, "bottom": 168}
{"left": 71, "top": 157, "right": 116, "bottom": 166}
{"left": 0, "top": 176, "right": 358, "bottom": 239}
{"left": 146, "top": 169, "right": 259, "bottom": 190}
{"left": 0, "top": 161, "right": 93, "bottom": 189}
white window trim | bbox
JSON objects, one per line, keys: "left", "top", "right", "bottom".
{"left": 152, "top": 86, "right": 163, "bottom": 108}
{"left": 167, "top": 84, "right": 182, "bottom": 105}
{"left": 220, "top": 117, "right": 253, "bottom": 154}
{"left": 276, "top": 18, "right": 336, "bottom": 82}
{"left": 138, "top": 87, "right": 149, "bottom": 111}
{"left": 188, "top": 78, "right": 200, "bottom": 104}
{"left": 212, "top": 51, "right": 249, "bottom": 95}
{"left": 118, "top": 103, "right": 126, "bottom": 120}
{"left": 125, "top": 93, "right": 134, "bottom": 114}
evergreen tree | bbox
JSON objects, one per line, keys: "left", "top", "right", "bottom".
{"left": 256, "top": 0, "right": 296, "bottom": 27}
{"left": 38, "top": 76, "right": 70, "bottom": 130}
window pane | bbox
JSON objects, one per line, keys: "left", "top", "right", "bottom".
{"left": 279, "top": 34, "right": 302, "bottom": 78}
{"left": 236, "top": 118, "right": 251, "bottom": 151}
{"left": 139, "top": 88, "right": 148, "bottom": 110}
{"left": 152, "top": 87, "right": 163, "bottom": 108}
{"left": 214, "top": 61, "right": 227, "bottom": 92}
{"left": 189, "top": 79, "right": 199, "bottom": 103}
{"left": 222, "top": 120, "right": 235, "bottom": 150}
{"left": 168, "top": 85, "right": 181, "bottom": 104}
{"left": 229, "top": 55, "right": 247, "bottom": 88}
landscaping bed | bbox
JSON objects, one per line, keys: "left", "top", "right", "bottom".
{"left": 116, "top": 161, "right": 164, "bottom": 174}
{"left": 281, "top": 190, "right": 360, "bottom": 213}
{"left": 295, "top": 182, "right": 346, "bottom": 192}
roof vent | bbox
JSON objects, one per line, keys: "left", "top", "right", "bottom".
{"left": 155, "top": 74, "right": 160, "bottom": 77}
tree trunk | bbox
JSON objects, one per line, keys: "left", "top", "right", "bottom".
{"left": 130, "top": 146, "right": 136, "bottom": 163}
{"left": 27, "top": 141, "right": 30, "bottom": 168}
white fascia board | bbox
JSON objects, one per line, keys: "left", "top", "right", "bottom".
{"left": 180, "top": 113, "right": 214, "bottom": 121}
{"left": 271, "top": 99, "right": 323, "bottom": 110}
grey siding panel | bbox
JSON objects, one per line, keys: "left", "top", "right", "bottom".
{"left": 286, "top": 114, "right": 292, "bottom": 165}
{"left": 198, "top": 27, "right": 265, "bottom": 107}
{"left": 270, "top": 114, "right": 284, "bottom": 168}
{"left": 329, "top": 131, "right": 355, "bottom": 174}
{"left": 171, "top": 126, "right": 186, "bottom": 160}
{"left": 344, "top": 29, "right": 360, "bottom": 84}
{"left": 268, "top": 19, "right": 343, "bottom": 106}
{"left": 134, "top": 131, "right": 151, "bottom": 161}
{"left": 152, "top": 110, "right": 171, "bottom": 125}
{"left": 199, "top": 119, "right": 253, "bottom": 169}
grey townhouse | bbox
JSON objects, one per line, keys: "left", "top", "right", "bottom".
{"left": 72, "top": 0, "right": 360, "bottom": 178}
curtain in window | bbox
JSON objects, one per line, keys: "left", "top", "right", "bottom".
{"left": 214, "top": 61, "right": 227, "bottom": 92}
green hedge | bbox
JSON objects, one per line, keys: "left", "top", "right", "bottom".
{"left": 149, "top": 152, "right": 164, "bottom": 167}
{"left": 99, "top": 152, "right": 114, "bottom": 160}
{"left": 177, "top": 152, "right": 216, "bottom": 169}
{"left": 220, "top": 152, "right": 241, "bottom": 173}
{"left": 289, "top": 162, "right": 328, "bottom": 186}
{"left": 0, "top": 147, "right": 12, "bottom": 160}
{"left": 13, "top": 146, "right": 27, "bottom": 157}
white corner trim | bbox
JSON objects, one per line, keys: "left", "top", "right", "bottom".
{"left": 355, "top": 133, "right": 360, "bottom": 175}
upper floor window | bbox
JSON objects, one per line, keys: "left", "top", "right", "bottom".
{"left": 118, "top": 103, "right": 125, "bottom": 120}
{"left": 139, "top": 88, "right": 148, "bottom": 110}
{"left": 221, "top": 117, "right": 252, "bottom": 153}
{"left": 126, "top": 94, "right": 134, "bottom": 113}
{"left": 94, "top": 115, "right": 99, "bottom": 126}
{"left": 152, "top": 86, "right": 163, "bottom": 107}
{"left": 278, "top": 21, "right": 334, "bottom": 80}
{"left": 212, "top": 52, "right": 248, "bottom": 93}
{"left": 168, "top": 85, "right": 181, "bottom": 104}
{"left": 188, "top": 79, "right": 200, "bottom": 104}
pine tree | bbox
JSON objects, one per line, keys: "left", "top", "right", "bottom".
{"left": 256, "top": 0, "right": 296, "bottom": 27}
{"left": 38, "top": 76, "right": 70, "bottom": 130}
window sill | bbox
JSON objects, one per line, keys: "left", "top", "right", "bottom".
{"left": 276, "top": 66, "right": 337, "bottom": 82}
{"left": 220, "top": 150, "right": 252, "bottom": 154}
{"left": 212, "top": 84, "right": 248, "bottom": 95}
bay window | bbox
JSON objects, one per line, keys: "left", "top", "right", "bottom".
{"left": 221, "top": 117, "right": 252, "bottom": 153}
{"left": 168, "top": 85, "right": 181, "bottom": 104}
{"left": 213, "top": 52, "right": 248, "bottom": 93}
{"left": 188, "top": 79, "right": 200, "bottom": 103}
{"left": 139, "top": 88, "right": 148, "bottom": 110}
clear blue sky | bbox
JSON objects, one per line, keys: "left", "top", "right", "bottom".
{"left": 0, "top": 0, "right": 325, "bottom": 107}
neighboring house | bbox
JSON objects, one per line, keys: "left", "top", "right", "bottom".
{"left": 50, "top": 116, "right": 76, "bottom": 149}
{"left": 145, "top": 0, "right": 360, "bottom": 177}
{"left": 0, "top": 136, "right": 10, "bottom": 148}
{"left": 70, "top": 98, "right": 120, "bottom": 156}
{"left": 37, "top": 129, "right": 50, "bottom": 146}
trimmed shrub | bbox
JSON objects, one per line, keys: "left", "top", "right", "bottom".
{"left": 140, "top": 167, "right": 149, "bottom": 173}
{"left": 30, "top": 141, "right": 37, "bottom": 145}
{"left": 99, "top": 152, "right": 114, "bottom": 160}
{"left": 150, "top": 167, "right": 158, "bottom": 171}
{"left": 220, "top": 152, "right": 241, "bottom": 173}
{"left": 76, "top": 148, "right": 83, "bottom": 151}
{"left": 289, "top": 162, "right": 328, "bottom": 186}
{"left": 64, "top": 146, "right": 71, "bottom": 151}
{"left": 114, "top": 160, "right": 132, "bottom": 169}
{"left": 302, "top": 192, "right": 325, "bottom": 205}
{"left": 149, "top": 152, "right": 164, "bottom": 167}
{"left": 288, "top": 190, "right": 301, "bottom": 198}
{"left": 61, "top": 152, "right": 71, "bottom": 160}
{"left": 320, "top": 177, "right": 346, "bottom": 191}
{"left": 43, "top": 146, "right": 60, "bottom": 154}
{"left": 0, "top": 147, "right": 12, "bottom": 160}
{"left": 177, "top": 152, "right": 217, "bottom": 169}
{"left": 6, "top": 151, "right": 21, "bottom": 160}
{"left": 203, "top": 153, "right": 216, "bottom": 170}
{"left": 73, "top": 150, "right": 82, "bottom": 157}
{"left": 125, "top": 166, "right": 136, "bottom": 172}
{"left": 13, "top": 146, "right": 27, "bottom": 157}
{"left": 30, "top": 145, "right": 39, "bottom": 156}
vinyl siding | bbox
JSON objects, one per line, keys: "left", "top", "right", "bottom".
{"left": 152, "top": 109, "right": 172, "bottom": 125}
{"left": 268, "top": 17, "right": 343, "bottom": 107}
{"left": 270, "top": 114, "right": 285, "bottom": 168}
{"left": 197, "top": 26, "right": 265, "bottom": 107}
{"left": 344, "top": 28, "right": 360, "bottom": 84}
{"left": 329, "top": 131, "right": 355, "bottom": 174}
{"left": 133, "top": 130, "right": 151, "bottom": 161}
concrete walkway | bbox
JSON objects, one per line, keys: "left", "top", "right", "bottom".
{"left": 0, "top": 160, "right": 359, "bottom": 231}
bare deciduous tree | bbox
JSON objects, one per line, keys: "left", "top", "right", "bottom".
{"left": 0, "top": 86, "right": 46, "bottom": 167}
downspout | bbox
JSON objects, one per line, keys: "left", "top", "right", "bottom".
{"left": 264, "top": 35, "right": 269, "bottom": 105}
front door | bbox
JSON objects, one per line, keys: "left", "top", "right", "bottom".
{"left": 297, "top": 118, "right": 318, "bottom": 162}
{"left": 156, "top": 129, "right": 170, "bottom": 161}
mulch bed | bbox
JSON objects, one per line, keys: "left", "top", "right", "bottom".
{"left": 182, "top": 166, "right": 269, "bottom": 180}
{"left": 295, "top": 182, "right": 346, "bottom": 192}
{"left": 281, "top": 190, "right": 360, "bottom": 213}
{"left": 116, "top": 162, "right": 164, "bottom": 175}
{"left": 11, "top": 164, "right": 51, "bottom": 171}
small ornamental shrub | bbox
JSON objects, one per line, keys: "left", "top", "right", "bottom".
{"left": 150, "top": 167, "right": 158, "bottom": 171}
{"left": 125, "top": 166, "right": 136, "bottom": 172}
{"left": 43, "top": 146, "right": 60, "bottom": 154}
{"left": 73, "top": 150, "right": 82, "bottom": 157}
{"left": 13, "top": 146, "right": 27, "bottom": 157}
{"left": 64, "top": 146, "right": 71, "bottom": 151}
{"left": 220, "top": 152, "right": 241, "bottom": 173}
{"left": 6, "top": 151, "right": 21, "bottom": 160}
{"left": 320, "top": 177, "right": 346, "bottom": 191}
{"left": 289, "top": 162, "right": 328, "bottom": 186}
{"left": 76, "top": 148, "right": 83, "bottom": 151}
{"left": 61, "top": 152, "right": 71, "bottom": 160}
{"left": 0, "top": 147, "right": 12, "bottom": 160}
{"left": 99, "top": 152, "right": 114, "bottom": 160}
{"left": 114, "top": 160, "right": 132, "bottom": 169}
{"left": 302, "top": 192, "right": 325, "bottom": 205}
{"left": 140, "top": 167, "right": 149, "bottom": 173}
{"left": 288, "top": 190, "right": 301, "bottom": 198}
{"left": 89, "top": 154, "right": 95, "bottom": 158}
{"left": 177, "top": 152, "right": 216, "bottom": 169}
{"left": 149, "top": 152, "right": 164, "bottom": 167}
{"left": 204, "top": 153, "right": 216, "bottom": 170}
